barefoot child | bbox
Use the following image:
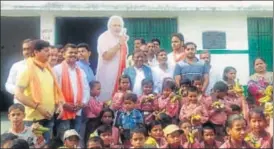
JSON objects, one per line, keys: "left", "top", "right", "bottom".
{"left": 138, "top": 79, "right": 158, "bottom": 124}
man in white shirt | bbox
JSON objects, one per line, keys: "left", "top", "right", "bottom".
{"left": 152, "top": 49, "right": 174, "bottom": 93}
{"left": 199, "top": 50, "right": 221, "bottom": 96}
{"left": 5, "top": 39, "right": 32, "bottom": 103}
{"left": 53, "top": 43, "right": 90, "bottom": 140}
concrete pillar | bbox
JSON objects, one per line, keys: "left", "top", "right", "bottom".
{"left": 40, "top": 13, "right": 55, "bottom": 45}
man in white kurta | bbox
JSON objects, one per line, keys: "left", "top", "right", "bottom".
{"left": 96, "top": 16, "right": 128, "bottom": 101}
{"left": 5, "top": 39, "right": 32, "bottom": 103}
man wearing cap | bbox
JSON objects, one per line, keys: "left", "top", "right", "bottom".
{"left": 162, "top": 124, "right": 184, "bottom": 149}
{"left": 59, "top": 129, "right": 80, "bottom": 149}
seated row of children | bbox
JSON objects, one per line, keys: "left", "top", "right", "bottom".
{"left": 1, "top": 73, "right": 272, "bottom": 148}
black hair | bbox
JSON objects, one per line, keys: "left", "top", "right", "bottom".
{"left": 63, "top": 43, "right": 77, "bottom": 52}
{"left": 202, "top": 122, "right": 216, "bottom": 135}
{"left": 171, "top": 33, "right": 184, "bottom": 42}
{"left": 157, "top": 113, "right": 172, "bottom": 128}
{"left": 87, "top": 136, "right": 104, "bottom": 148}
{"left": 151, "top": 38, "right": 161, "bottom": 45}
{"left": 162, "top": 78, "right": 176, "bottom": 92}
{"left": 89, "top": 81, "right": 100, "bottom": 90}
{"left": 132, "top": 50, "right": 144, "bottom": 57}
{"left": 8, "top": 103, "right": 25, "bottom": 113}
{"left": 22, "top": 38, "right": 32, "bottom": 44}
{"left": 55, "top": 44, "right": 64, "bottom": 50}
{"left": 253, "top": 57, "right": 266, "bottom": 66}
{"left": 179, "top": 119, "right": 191, "bottom": 127}
{"left": 146, "top": 120, "right": 162, "bottom": 133}
{"left": 1, "top": 133, "right": 18, "bottom": 147}
{"left": 32, "top": 39, "right": 50, "bottom": 52}
{"left": 123, "top": 92, "right": 138, "bottom": 103}
{"left": 130, "top": 127, "right": 147, "bottom": 139}
{"left": 223, "top": 66, "right": 237, "bottom": 81}
{"left": 180, "top": 78, "right": 191, "bottom": 86}
{"left": 45, "top": 137, "right": 63, "bottom": 149}
{"left": 225, "top": 114, "right": 245, "bottom": 129}
{"left": 192, "top": 75, "right": 203, "bottom": 84}
{"left": 246, "top": 95, "right": 256, "bottom": 105}
{"left": 134, "top": 38, "right": 146, "bottom": 44}
{"left": 184, "top": 42, "right": 197, "bottom": 49}
{"left": 97, "top": 124, "right": 112, "bottom": 136}
{"left": 77, "top": 43, "right": 91, "bottom": 52}
{"left": 141, "top": 78, "right": 154, "bottom": 87}
{"left": 213, "top": 81, "right": 229, "bottom": 92}
{"left": 156, "top": 49, "right": 167, "bottom": 57}
{"left": 187, "top": 86, "right": 199, "bottom": 93}
{"left": 230, "top": 104, "right": 241, "bottom": 112}
{"left": 119, "top": 74, "right": 132, "bottom": 90}
{"left": 9, "top": 139, "right": 29, "bottom": 149}
{"left": 99, "top": 108, "right": 115, "bottom": 125}
{"left": 249, "top": 107, "right": 267, "bottom": 121}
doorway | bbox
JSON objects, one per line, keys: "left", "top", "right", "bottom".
{"left": 55, "top": 17, "right": 108, "bottom": 73}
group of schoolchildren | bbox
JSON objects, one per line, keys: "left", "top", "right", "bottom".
{"left": 2, "top": 72, "right": 273, "bottom": 149}
{"left": 1, "top": 35, "right": 273, "bottom": 149}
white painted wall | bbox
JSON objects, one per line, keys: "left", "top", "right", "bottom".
{"left": 178, "top": 13, "right": 248, "bottom": 50}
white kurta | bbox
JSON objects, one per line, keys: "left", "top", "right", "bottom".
{"left": 96, "top": 31, "right": 122, "bottom": 101}
{"left": 5, "top": 60, "right": 27, "bottom": 103}
{"left": 152, "top": 64, "right": 174, "bottom": 93}
{"left": 167, "top": 52, "right": 177, "bottom": 76}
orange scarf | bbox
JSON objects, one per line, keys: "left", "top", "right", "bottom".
{"left": 112, "top": 43, "right": 127, "bottom": 97}
{"left": 173, "top": 51, "right": 185, "bottom": 62}
{"left": 27, "top": 58, "right": 63, "bottom": 105}
{"left": 61, "top": 61, "right": 83, "bottom": 120}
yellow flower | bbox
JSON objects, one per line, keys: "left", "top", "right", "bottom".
{"left": 244, "top": 134, "right": 261, "bottom": 148}
{"left": 259, "top": 86, "right": 273, "bottom": 104}
{"left": 191, "top": 114, "right": 201, "bottom": 121}
{"left": 187, "top": 132, "right": 195, "bottom": 144}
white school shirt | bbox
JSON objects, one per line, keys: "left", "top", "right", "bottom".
{"left": 152, "top": 64, "right": 174, "bottom": 93}
{"left": 54, "top": 64, "right": 90, "bottom": 116}
{"left": 133, "top": 67, "right": 145, "bottom": 96}
{"left": 5, "top": 60, "right": 27, "bottom": 103}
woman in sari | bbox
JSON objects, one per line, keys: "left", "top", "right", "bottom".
{"left": 247, "top": 57, "right": 273, "bottom": 105}
{"left": 96, "top": 15, "right": 129, "bottom": 102}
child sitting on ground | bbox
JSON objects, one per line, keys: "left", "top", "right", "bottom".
{"left": 7, "top": 103, "right": 44, "bottom": 148}
{"left": 137, "top": 79, "right": 158, "bottom": 124}
{"left": 59, "top": 129, "right": 80, "bottom": 149}
{"left": 116, "top": 92, "right": 144, "bottom": 147}
{"left": 87, "top": 136, "right": 104, "bottom": 149}
{"left": 200, "top": 122, "right": 222, "bottom": 148}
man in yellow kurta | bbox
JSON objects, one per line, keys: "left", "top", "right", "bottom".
{"left": 15, "top": 39, "right": 64, "bottom": 143}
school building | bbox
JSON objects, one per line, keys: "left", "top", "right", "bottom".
{"left": 1, "top": 1, "right": 273, "bottom": 99}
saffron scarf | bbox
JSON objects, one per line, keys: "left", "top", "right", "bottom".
{"left": 27, "top": 58, "right": 63, "bottom": 105}
{"left": 61, "top": 61, "right": 83, "bottom": 120}
{"left": 173, "top": 51, "right": 185, "bottom": 62}
{"left": 112, "top": 43, "right": 128, "bottom": 97}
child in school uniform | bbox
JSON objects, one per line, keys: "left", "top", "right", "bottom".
{"left": 179, "top": 86, "right": 209, "bottom": 141}
{"left": 200, "top": 122, "right": 222, "bottom": 149}
{"left": 204, "top": 81, "right": 232, "bottom": 142}
{"left": 156, "top": 78, "right": 179, "bottom": 123}
{"left": 220, "top": 114, "right": 252, "bottom": 148}
{"left": 137, "top": 79, "right": 158, "bottom": 124}
{"left": 179, "top": 120, "right": 201, "bottom": 148}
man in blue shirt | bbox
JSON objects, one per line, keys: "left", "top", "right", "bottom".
{"left": 76, "top": 43, "right": 95, "bottom": 83}
{"left": 174, "top": 42, "right": 209, "bottom": 93}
